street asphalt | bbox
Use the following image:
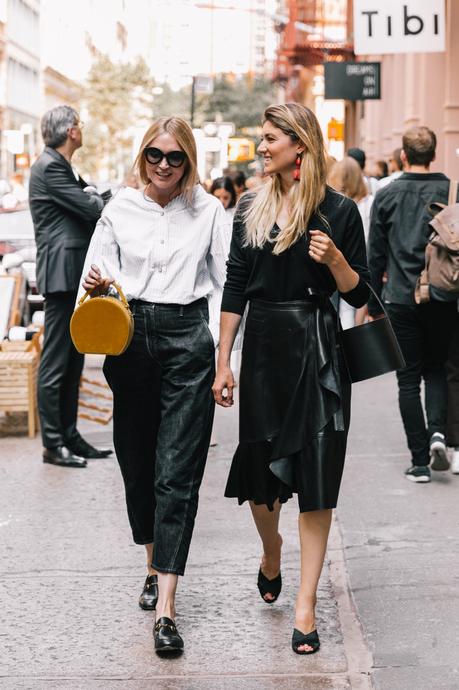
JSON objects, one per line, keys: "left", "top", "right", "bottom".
{"left": 0, "top": 362, "right": 458, "bottom": 689}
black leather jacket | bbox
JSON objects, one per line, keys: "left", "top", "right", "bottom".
{"left": 368, "top": 172, "right": 458, "bottom": 315}
{"left": 29, "top": 147, "right": 104, "bottom": 295}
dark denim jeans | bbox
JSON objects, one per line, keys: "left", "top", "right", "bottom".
{"left": 446, "top": 316, "right": 459, "bottom": 446}
{"left": 103, "top": 298, "right": 215, "bottom": 576}
{"left": 386, "top": 301, "right": 457, "bottom": 465}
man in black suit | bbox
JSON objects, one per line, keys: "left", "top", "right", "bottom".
{"left": 29, "top": 105, "right": 112, "bottom": 467}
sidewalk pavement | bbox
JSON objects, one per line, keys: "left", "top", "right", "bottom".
{"left": 338, "top": 374, "right": 459, "bottom": 690}
{"left": 0, "top": 368, "right": 458, "bottom": 689}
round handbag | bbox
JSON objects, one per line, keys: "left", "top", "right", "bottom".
{"left": 339, "top": 283, "right": 406, "bottom": 383}
{"left": 70, "top": 282, "right": 134, "bottom": 356}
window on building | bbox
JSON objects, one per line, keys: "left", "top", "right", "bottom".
{"left": 7, "top": 0, "right": 40, "bottom": 54}
{"left": 7, "top": 57, "right": 40, "bottom": 115}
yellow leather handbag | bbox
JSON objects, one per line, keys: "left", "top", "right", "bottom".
{"left": 70, "top": 282, "right": 134, "bottom": 355}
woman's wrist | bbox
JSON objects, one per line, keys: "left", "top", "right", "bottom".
{"left": 327, "top": 248, "right": 344, "bottom": 269}
{"left": 217, "top": 354, "right": 231, "bottom": 368}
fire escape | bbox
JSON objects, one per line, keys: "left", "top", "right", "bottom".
{"left": 275, "top": 0, "right": 354, "bottom": 102}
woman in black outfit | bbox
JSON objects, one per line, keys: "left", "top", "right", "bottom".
{"left": 213, "top": 103, "right": 370, "bottom": 654}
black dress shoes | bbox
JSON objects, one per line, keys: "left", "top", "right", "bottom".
{"left": 43, "top": 446, "right": 87, "bottom": 468}
{"left": 67, "top": 438, "right": 113, "bottom": 459}
{"left": 154, "top": 617, "right": 184, "bottom": 653}
{"left": 139, "top": 575, "right": 158, "bottom": 610}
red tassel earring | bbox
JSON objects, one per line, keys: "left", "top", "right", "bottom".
{"left": 293, "top": 154, "right": 301, "bottom": 181}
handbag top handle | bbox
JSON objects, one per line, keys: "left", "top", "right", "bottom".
{"left": 364, "top": 280, "right": 389, "bottom": 318}
{"left": 78, "top": 281, "right": 130, "bottom": 310}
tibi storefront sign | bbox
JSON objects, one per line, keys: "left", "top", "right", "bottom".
{"left": 354, "top": 0, "right": 446, "bottom": 55}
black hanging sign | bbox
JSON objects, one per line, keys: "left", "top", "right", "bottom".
{"left": 324, "top": 61, "right": 381, "bottom": 100}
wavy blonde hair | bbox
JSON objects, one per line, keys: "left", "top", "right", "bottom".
{"left": 244, "top": 103, "right": 327, "bottom": 254}
{"left": 133, "top": 116, "right": 199, "bottom": 205}
{"left": 328, "top": 156, "right": 368, "bottom": 203}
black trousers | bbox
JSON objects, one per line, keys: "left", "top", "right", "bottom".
{"left": 446, "top": 315, "right": 459, "bottom": 447}
{"left": 103, "top": 298, "right": 215, "bottom": 576}
{"left": 38, "top": 292, "right": 84, "bottom": 448}
{"left": 386, "top": 301, "right": 457, "bottom": 465}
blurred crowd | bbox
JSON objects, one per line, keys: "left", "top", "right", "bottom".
{"left": 0, "top": 172, "right": 29, "bottom": 211}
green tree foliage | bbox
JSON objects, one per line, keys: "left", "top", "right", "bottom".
{"left": 202, "top": 74, "right": 277, "bottom": 130}
{"left": 76, "top": 57, "right": 276, "bottom": 181}
{"left": 150, "top": 82, "right": 193, "bottom": 122}
{"left": 77, "top": 54, "right": 154, "bottom": 182}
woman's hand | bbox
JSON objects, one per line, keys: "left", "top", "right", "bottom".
{"left": 82, "top": 264, "right": 114, "bottom": 295}
{"left": 212, "top": 365, "right": 235, "bottom": 407}
{"left": 308, "top": 230, "right": 341, "bottom": 267}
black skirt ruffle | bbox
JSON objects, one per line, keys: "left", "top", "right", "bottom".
{"left": 224, "top": 297, "right": 351, "bottom": 512}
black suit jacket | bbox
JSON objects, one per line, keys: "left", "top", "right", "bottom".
{"left": 29, "top": 147, "right": 103, "bottom": 295}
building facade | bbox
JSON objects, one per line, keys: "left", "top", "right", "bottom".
{"left": 273, "top": 1, "right": 459, "bottom": 177}
{"left": 348, "top": 0, "right": 459, "bottom": 177}
{"left": 0, "top": 0, "right": 41, "bottom": 180}
{"left": 149, "top": 0, "right": 278, "bottom": 90}
{"left": 274, "top": 0, "right": 350, "bottom": 155}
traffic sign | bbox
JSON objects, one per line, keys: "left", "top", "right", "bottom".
{"left": 327, "top": 119, "right": 344, "bottom": 141}
{"left": 228, "top": 138, "right": 255, "bottom": 162}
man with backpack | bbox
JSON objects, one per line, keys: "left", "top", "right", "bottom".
{"left": 368, "top": 126, "right": 459, "bottom": 483}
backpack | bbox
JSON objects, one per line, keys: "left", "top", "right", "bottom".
{"left": 415, "top": 180, "right": 459, "bottom": 303}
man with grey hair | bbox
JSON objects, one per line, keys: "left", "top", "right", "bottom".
{"left": 29, "top": 105, "right": 112, "bottom": 467}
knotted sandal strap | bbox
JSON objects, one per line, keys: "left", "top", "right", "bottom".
{"left": 257, "top": 568, "right": 282, "bottom": 602}
{"left": 292, "top": 628, "right": 320, "bottom": 655}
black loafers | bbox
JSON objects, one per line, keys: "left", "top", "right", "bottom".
{"left": 139, "top": 575, "right": 158, "bottom": 610}
{"left": 154, "top": 617, "right": 184, "bottom": 653}
{"left": 68, "top": 438, "right": 113, "bottom": 459}
{"left": 43, "top": 446, "right": 87, "bottom": 468}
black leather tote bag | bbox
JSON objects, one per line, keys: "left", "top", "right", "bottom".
{"left": 339, "top": 284, "right": 405, "bottom": 383}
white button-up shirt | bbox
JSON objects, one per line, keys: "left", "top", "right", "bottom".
{"left": 79, "top": 184, "right": 231, "bottom": 343}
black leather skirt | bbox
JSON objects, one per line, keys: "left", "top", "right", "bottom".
{"left": 224, "top": 297, "right": 351, "bottom": 512}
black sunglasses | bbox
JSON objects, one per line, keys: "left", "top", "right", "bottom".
{"left": 144, "top": 147, "right": 187, "bottom": 168}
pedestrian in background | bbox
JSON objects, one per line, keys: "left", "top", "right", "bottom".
{"left": 81, "top": 116, "right": 229, "bottom": 654}
{"left": 29, "top": 105, "right": 112, "bottom": 468}
{"left": 328, "top": 156, "right": 373, "bottom": 328}
{"left": 210, "top": 175, "right": 237, "bottom": 222}
{"left": 377, "top": 148, "right": 404, "bottom": 191}
{"left": 372, "top": 160, "right": 388, "bottom": 181}
{"left": 232, "top": 170, "right": 247, "bottom": 200}
{"left": 213, "top": 103, "right": 370, "bottom": 655}
{"left": 209, "top": 173, "right": 241, "bottom": 444}
{"left": 368, "top": 125, "right": 458, "bottom": 483}
{"left": 446, "top": 317, "right": 459, "bottom": 473}
{"left": 347, "top": 146, "right": 378, "bottom": 196}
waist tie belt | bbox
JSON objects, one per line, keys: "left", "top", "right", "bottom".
{"left": 306, "top": 289, "right": 345, "bottom": 433}
{"left": 251, "top": 290, "right": 345, "bottom": 433}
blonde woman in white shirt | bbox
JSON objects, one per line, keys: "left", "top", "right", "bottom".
{"left": 81, "top": 117, "right": 229, "bottom": 654}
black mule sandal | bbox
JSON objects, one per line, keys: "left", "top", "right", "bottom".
{"left": 257, "top": 568, "right": 282, "bottom": 603}
{"left": 292, "top": 628, "right": 320, "bottom": 655}
{"left": 154, "top": 617, "right": 184, "bottom": 653}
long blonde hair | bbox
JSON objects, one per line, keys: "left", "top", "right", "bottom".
{"left": 244, "top": 103, "right": 327, "bottom": 254}
{"left": 328, "top": 156, "right": 368, "bottom": 203}
{"left": 133, "top": 116, "right": 199, "bottom": 205}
